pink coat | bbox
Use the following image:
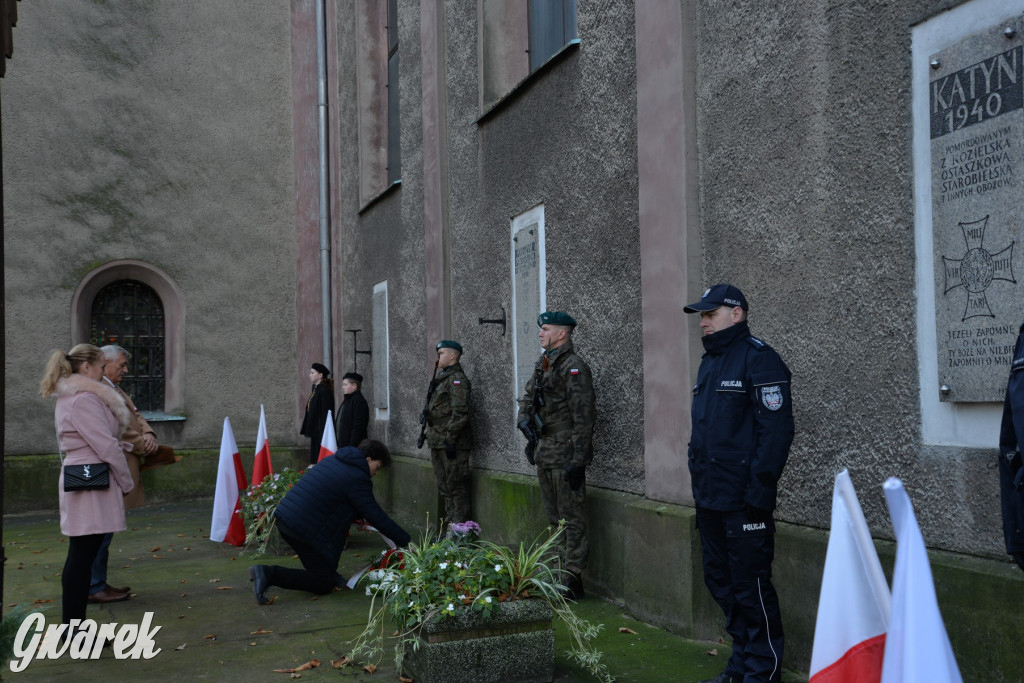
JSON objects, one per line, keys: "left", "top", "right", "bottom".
{"left": 54, "top": 374, "right": 135, "bottom": 537}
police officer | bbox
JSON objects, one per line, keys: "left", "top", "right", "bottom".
{"left": 998, "top": 322, "right": 1024, "bottom": 572}
{"left": 684, "top": 284, "right": 794, "bottom": 683}
{"left": 518, "top": 311, "right": 596, "bottom": 600}
{"left": 425, "top": 340, "right": 473, "bottom": 523}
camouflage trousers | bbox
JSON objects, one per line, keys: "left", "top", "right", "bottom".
{"left": 429, "top": 448, "right": 471, "bottom": 523}
{"left": 537, "top": 466, "right": 588, "bottom": 574}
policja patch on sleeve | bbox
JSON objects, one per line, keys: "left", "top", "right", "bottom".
{"left": 761, "top": 385, "right": 784, "bottom": 411}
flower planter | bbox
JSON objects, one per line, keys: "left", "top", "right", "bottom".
{"left": 401, "top": 599, "right": 554, "bottom": 683}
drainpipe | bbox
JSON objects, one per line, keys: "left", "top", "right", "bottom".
{"left": 316, "top": 0, "right": 333, "bottom": 365}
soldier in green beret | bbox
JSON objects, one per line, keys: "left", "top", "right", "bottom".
{"left": 425, "top": 340, "right": 473, "bottom": 523}
{"left": 517, "top": 312, "right": 596, "bottom": 600}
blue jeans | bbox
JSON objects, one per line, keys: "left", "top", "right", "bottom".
{"left": 89, "top": 532, "right": 114, "bottom": 594}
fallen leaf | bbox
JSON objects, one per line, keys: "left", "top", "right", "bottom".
{"left": 153, "top": 555, "right": 164, "bottom": 559}
{"left": 181, "top": 580, "right": 188, "bottom": 584}
{"left": 251, "top": 628, "right": 273, "bottom": 635}
{"left": 203, "top": 634, "right": 217, "bottom": 640}
{"left": 32, "top": 599, "right": 52, "bottom": 604}
{"left": 214, "top": 586, "right": 233, "bottom": 591}
{"left": 267, "top": 595, "right": 278, "bottom": 604}
{"left": 706, "top": 648, "right": 719, "bottom": 656}
{"left": 175, "top": 644, "right": 186, "bottom": 651}
{"left": 177, "top": 534, "right": 186, "bottom": 537}
{"left": 180, "top": 593, "right": 187, "bottom": 598}
{"left": 330, "top": 657, "right": 349, "bottom": 669}
{"left": 618, "top": 627, "right": 638, "bottom": 635}
{"left": 399, "top": 677, "right": 414, "bottom": 682}
{"left": 209, "top": 578, "right": 221, "bottom": 583}
{"left": 150, "top": 547, "right": 161, "bottom": 552}
{"left": 5, "top": 603, "right": 17, "bottom": 608}
{"left": 391, "top": 630, "right": 399, "bottom": 637}
{"left": 362, "top": 663, "right": 377, "bottom": 674}
{"left": 31, "top": 549, "right": 47, "bottom": 554}
{"left": 296, "top": 660, "right": 320, "bottom": 671}
{"left": 183, "top": 547, "right": 190, "bottom": 550}
{"left": 178, "top": 615, "right": 186, "bottom": 619}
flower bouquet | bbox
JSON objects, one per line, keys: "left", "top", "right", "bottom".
{"left": 240, "top": 467, "right": 308, "bottom": 557}
{"left": 346, "top": 519, "right": 612, "bottom": 682}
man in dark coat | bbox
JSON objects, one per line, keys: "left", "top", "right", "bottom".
{"left": 336, "top": 372, "right": 370, "bottom": 448}
{"left": 999, "top": 322, "right": 1024, "bottom": 572}
{"left": 248, "top": 440, "right": 410, "bottom": 602}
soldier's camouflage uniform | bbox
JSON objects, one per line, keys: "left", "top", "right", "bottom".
{"left": 518, "top": 341, "right": 595, "bottom": 574}
{"left": 426, "top": 362, "right": 472, "bottom": 522}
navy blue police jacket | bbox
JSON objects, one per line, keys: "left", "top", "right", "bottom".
{"left": 688, "top": 320, "right": 794, "bottom": 512}
{"left": 998, "top": 322, "right": 1024, "bottom": 554}
{"left": 274, "top": 447, "right": 411, "bottom": 562}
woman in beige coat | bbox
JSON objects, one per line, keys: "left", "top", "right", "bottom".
{"left": 40, "top": 343, "right": 134, "bottom": 627}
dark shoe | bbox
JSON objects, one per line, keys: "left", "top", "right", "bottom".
{"left": 249, "top": 565, "right": 271, "bottom": 605}
{"left": 105, "top": 583, "right": 131, "bottom": 594}
{"left": 697, "top": 673, "right": 737, "bottom": 683}
{"left": 87, "top": 589, "right": 130, "bottom": 604}
{"left": 334, "top": 573, "right": 349, "bottom": 590}
{"left": 1013, "top": 551, "right": 1024, "bottom": 572}
{"left": 561, "top": 572, "right": 585, "bottom": 601}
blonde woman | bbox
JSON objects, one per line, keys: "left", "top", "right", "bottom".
{"left": 40, "top": 343, "right": 134, "bottom": 628}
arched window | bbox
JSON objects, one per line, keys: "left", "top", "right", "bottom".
{"left": 90, "top": 280, "right": 166, "bottom": 411}
{"left": 72, "top": 260, "right": 185, "bottom": 415}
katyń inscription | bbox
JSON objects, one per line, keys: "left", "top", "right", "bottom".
{"left": 931, "top": 18, "right": 1024, "bottom": 402}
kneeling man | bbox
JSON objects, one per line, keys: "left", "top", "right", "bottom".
{"left": 249, "top": 439, "right": 410, "bottom": 603}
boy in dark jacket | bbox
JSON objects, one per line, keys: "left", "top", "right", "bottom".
{"left": 248, "top": 440, "right": 410, "bottom": 603}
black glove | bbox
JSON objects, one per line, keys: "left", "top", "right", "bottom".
{"left": 444, "top": 443, "right": 456, "bottom": 460}
{"left": 742, "top": 503, "right": 772, "bottom": 525}
{"left": 564, "top": 464, "right": 585, "bottom": 491}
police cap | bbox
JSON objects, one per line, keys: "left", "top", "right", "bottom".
{"left": 683, "top": 284, "right": 749, "bottom": 313}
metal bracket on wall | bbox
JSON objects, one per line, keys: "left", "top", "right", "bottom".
{"left": 345, "top": 329, "right": 372, "bottom": 373}
{"left": 478, "top": 307, "right": 507, "bottom": 336}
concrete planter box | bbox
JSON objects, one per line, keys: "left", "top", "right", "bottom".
{"left": 402, "top": 599, "right": 555, "bottom": 683}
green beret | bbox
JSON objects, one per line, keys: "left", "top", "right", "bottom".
{"left": 537, "top": 311, "right": 577, "bottom": 327}
{"left": 436, "top": 339, "right": 463, "bottom": 353}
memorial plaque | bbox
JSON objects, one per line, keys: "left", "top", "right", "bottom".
{"left": 513, "top": 221, "right": 542, "bottom": 402}
{"left": 372, "top": 283, "right": 389, "bottom": 411}
{"left": 931, "top": 17, "right": 1024, "bottom": 402}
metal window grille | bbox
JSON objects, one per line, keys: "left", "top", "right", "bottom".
{"left": 89, "top": 280, "right": 166, "bottom": 411}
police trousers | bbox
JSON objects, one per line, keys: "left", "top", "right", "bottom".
{"left": 696, "top": 506, "right": 784, "bottom": 682}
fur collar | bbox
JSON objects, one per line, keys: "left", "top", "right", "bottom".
{"left": 55, "top": 374, "right": 132, "bottom": 429}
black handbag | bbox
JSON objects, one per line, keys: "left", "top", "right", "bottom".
{"left": 63, "top": 462, "right": 110, "bottom": 491}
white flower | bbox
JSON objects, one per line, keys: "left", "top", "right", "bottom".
{"left": 446, "top": 603, "right": 455, "bottom": 612}
{"left": 494, "top": 564, "right": 502, "bottom": 572}
{"left": 485, "top": 596, "right": 492, "bottom": 603}
{"left": 458, "top": 594, "right": 466, "bottom": 600}
{"left": 409, "top": 601, "right": 415, "bottom": 608}
{"left": 365, "top": 587, "right": 371, "bottom": 596}
{"left": 455, "top": 561, "right": 463, "bottom": 569}
{"left": 439, "top": 561, "right": 449, "bottom": 570}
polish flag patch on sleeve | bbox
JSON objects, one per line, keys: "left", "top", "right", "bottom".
{"left": 570, "top": 368, "right": 580, "bottom": 375}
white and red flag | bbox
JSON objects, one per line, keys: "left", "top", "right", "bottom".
{"left": 317, "top": 409, "right": 337, "bottom": 463}
{"left": 251, "top": 404, "right": 273, "bottom": 487}
{"left": 210, "top": 417, "right": 248, "bottom": 546}
{"left": 809, "top": 469, "right": 890, "bottom": 682}
{"left": 880, "top": 478, "right": 963, "bottom": 683}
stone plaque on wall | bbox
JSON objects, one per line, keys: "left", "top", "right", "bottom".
{"left": 513, "top": 221, "right": 542, "bottom": 402}
{"left": 931, "top": 17, "right": 1024, "bottom": 402}
{"left": 372, "top": 282, "right": 389, "bottom": 411}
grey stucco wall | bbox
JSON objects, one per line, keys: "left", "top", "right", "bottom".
{"left": 333, "top": 1, "right": 644, "bottom": 493}
{"left": 3, "top": 1, "right": 299, "bottom": 453}
{"left": 694, "top": 0, "right": 1006, "bottom": 557}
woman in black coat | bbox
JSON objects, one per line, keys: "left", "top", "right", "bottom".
{"left": 335, "top": 372, "right": 369, "bottom": 448}
{"left": 300, "top": 362, "right": 335, "bottom": 464}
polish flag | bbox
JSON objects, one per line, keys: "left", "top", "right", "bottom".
{"left": 317, "top": 409, "right": 337, "bottom": 463}
{"left": 210, "top": 417, "right": 248, "bottom": 546}
{"left": 809, "top": 470, "right": 890, "bottom": 683}
{"left": 881, "top": 478, "right": 963, "bottom": 683}
{"left": 251, "top": 404, "right": 273, "bottom": 487}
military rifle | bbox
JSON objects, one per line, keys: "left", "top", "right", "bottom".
{"left": 517, "top": 356, "right": 549, "bottom": 465}
{"left": 416, "top": 354, "right": 441, "bottom": 449}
